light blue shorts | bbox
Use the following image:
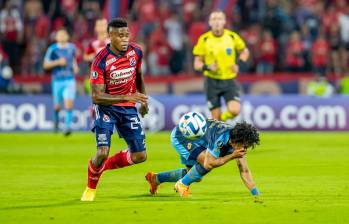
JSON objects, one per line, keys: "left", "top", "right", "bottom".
{"left": 52, "top": 79, "right": 76, "bottom": 105}
{"left": 170, "top": 128, "right": 206, "bottom": 167}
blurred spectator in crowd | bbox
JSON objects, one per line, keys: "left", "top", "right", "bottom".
{"left": 307, "top": 75, "right": 334, "bottom": 97}
{"left": 164, "top": 12, "right": 185, "bottom": 74}
{"left": 0, "top": 0, "right": 23, "bottom": 73}
{"left": 338, "top": 5, "right": 349, "bottom": 74}
{"left": 328, "top": 24, "right": 342, "bottom": 75}
{"left": 256, "top": 30, "right": 276, "bottom": 74}
{"left": 286, "top": 31, "right": 304, "bottom": 72}
{"left": 311, "top": 33, "right": 329, "bottom": 77}
{"left": 0, "top": 45, "right": 14, "bottom": 93}
{"left": 147, "top": 25, "right": 171, "bottom": 76}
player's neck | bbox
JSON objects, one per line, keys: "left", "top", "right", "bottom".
{"left": 57, "top": 42, "right": 68, "bottom": 48}
{"left": 109, "top": 44, "right": 125, "bottom": 56}
{"left": 212, "top": 29, "right": 224, "bottom": 37}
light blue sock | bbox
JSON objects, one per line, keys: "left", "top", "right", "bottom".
{"left": 65, "top": 110, "right": 73, "bottom": 130}
{"left": 157, "top": 168, "right": 187, "bottom": 183}
{"left": 181, "top": 163, "right": 209, "bottom": 186}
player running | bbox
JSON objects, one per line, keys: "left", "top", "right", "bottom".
{"left": 43, "top": 27, "right": 79, "bottom": 136}
{"left": 81, "top": 18, "right": 149, "bottom": 201}
{"left": 145, "top": 119, "right": 260, "bottom": 200}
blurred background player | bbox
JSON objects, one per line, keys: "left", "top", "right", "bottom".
{"left": 83, "top": 18, "right": 109, "bottom": 64}
{"left": 81, "top": 18, "right": 149, "bottom": 201}
{"left": 83, "top": 18, "right": 110, "bottom": 126}
{"left": 193, "top": 11, "right": 249, "bottom": 121}
{"left": 43, "top": 28, "right": 78, "bottom": 136}
{"left": 146, "top": 120, "right": 260, "bottom": 199}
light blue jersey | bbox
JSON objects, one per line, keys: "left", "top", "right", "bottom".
{"left": 171, "top": 119, "right": 234, "bottom": 166}
{"left": 44, "top": 43, "right": 76, "bottom": 80}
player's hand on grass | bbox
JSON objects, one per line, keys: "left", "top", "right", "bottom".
{"left": 138, "top": 103, "right": 149, "bottom": 117}
{"left": 253, "top": 196, "right": 263, "bottom": 203}
{"left": 124, "top": 92, "right": 148, "bottom": 104}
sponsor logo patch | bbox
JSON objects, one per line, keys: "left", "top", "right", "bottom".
{"left": 110, "top": 67, "right": 135, "bottom": 79}
{"left": 106, "top": 57, "right": 116, "bottom": 66}
{"left": 103, "top": 114, "right": 110, "bottom": 122}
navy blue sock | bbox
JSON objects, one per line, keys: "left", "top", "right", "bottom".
{"left": 181, "top": 163, "right": 209, "bottom": 186}
{"left": 53, "top": 110, "right": 59, "bottom": 127}
{"left": 156, "top": 168, "right": 187, "bottom": 184}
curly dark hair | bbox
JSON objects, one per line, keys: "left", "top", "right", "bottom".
{"left": 107, "top": 18, "right": 128, "bottom": 32}
{"left": 229, "top": 121, "right": 260, "bottom": 149}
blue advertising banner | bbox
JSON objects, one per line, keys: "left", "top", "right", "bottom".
{"left": 0, "top": 95, "right": 348, "bottom": 131}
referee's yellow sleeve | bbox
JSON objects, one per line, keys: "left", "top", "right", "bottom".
{"left": 193, "top": 35, "right": 205, "bottom": 56}
{"left": 232, "top": 32, "right": 246, "bottom": 52}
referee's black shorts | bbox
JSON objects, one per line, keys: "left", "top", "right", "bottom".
{"left": 204, "top": 76, "right": 240, "bottom": 110}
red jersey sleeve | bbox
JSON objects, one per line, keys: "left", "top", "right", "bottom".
{"left": 90, "top": 58, "right": 105, "bottom": 84}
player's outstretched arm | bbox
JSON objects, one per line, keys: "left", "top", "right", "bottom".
{"left": 236, "top": 157, "right": 261, "bottom": 201}
{"left": 203, "top": 148, "right": 246, "bottom": 170}
{"left": 91, "top": 84, "right": 148, "bottom": 105}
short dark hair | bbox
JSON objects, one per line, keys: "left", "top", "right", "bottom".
{"left": 107, "top": 18, "right": 128, "bottom": 32}
{"left": 230, "top": 121, "right": 260, "bottom": 149}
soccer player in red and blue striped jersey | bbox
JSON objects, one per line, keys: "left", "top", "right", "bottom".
{"left": 81, "top": 18, "right": 148, "bottom": 201}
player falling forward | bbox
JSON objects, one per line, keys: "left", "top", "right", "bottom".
{"left": 43, "top": 28, "right": 79, "bottom": 136}
{"left": 81, "top": 18, "right": 149, "bottom": 201}
{"left": 146, "top": 120, "right": 261, "bottom": 200}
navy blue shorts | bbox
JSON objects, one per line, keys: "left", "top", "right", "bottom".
{"left": 92, "top": 105, "right": 146, "bottom": 153}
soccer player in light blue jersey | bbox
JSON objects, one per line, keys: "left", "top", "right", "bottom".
{"left": 146, "top": 120, "right": 261, "bottom": 200}
{"left": 43, "top": 28, "right": 79, "bottom": 136}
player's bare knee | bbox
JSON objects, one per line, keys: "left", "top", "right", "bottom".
{"left": 131, "top": 152, "right": 147, "bottom": 164}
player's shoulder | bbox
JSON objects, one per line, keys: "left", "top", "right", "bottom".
{"left": 198, "top": 31, "right": 212, "bottom": 42}
{"left": 225, "top": 29, "right": 242, "bottom": 39}
{"left": 92, "top": 47, "right": 109, "bottom": 68}
{"left": 47, "top": 43, "right": 58, "bottom": 50}
{"left": 129, "top": 42, "right": 143, "bottom": 57}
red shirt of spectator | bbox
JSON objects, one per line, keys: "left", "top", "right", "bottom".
{"left": 311, "top": 36, "right": 329, "bottom": 67}
{"left": 286, "top": 32, "right": 304, "bottom": 67}
{"left": 258, "top": 31, "right": 277, "bottom": 64}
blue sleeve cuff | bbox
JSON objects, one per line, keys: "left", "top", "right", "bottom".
{"left": 251, "top": 187, "right": 259, "bottom": 196}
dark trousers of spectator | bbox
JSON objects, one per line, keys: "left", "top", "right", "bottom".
{"left": 256, "top": 61, "right": 274, "bottom": 74}
{"left": 169, "top": 49, "right": 185, "bottom": 74}
{"left": 313, "top": 66, "right": 327, "bottom": 77}
{"left": 2, "top": 40, "right": 21, "bottom": 73}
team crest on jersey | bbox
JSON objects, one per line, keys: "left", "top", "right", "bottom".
{"left": 187, "top": 143, "right": 192, "bottom": 151}
{"left": 129, "top": 57, "right": 136, "bottom": 66}
{"left": 226, "top": 48, "right": 232, "bottom": 56}
{"left": 91, "top": 71, "right": 98, "bottom": 79}
{"left": 106, "top": 57, "right": 116, "bottom": 66}
{"left": 103, "top": 114, "right": 110, "bottom": 122}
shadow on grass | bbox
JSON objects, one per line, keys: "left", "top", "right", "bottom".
{"left": 0, "top": 199, "right": 101, "bottom": 210}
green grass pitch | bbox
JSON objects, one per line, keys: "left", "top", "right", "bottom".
{"left": 0, "top": 132, "right": 348, "bottom": 224}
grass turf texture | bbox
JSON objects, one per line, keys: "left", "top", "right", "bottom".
{"left": 0, "top": 132, "right": 348, "bottom": 224}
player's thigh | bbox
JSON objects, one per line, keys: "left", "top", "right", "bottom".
{"left": 116, "top": 109, "right": 146, "bottom": 153}
{"left": 204, "top": 77, "right": 221, "bottom": 111}
{"left": 62, "top": 79, "right": 76, "bottom": 109}
{"left": 222, "top": 79, "right": 240, "bottom": 103}
{"left": 92, "top": 106, "right": 116, "bottom": 149}
{"left": 52, "top": 80, "right": 64, "bottom": 107}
